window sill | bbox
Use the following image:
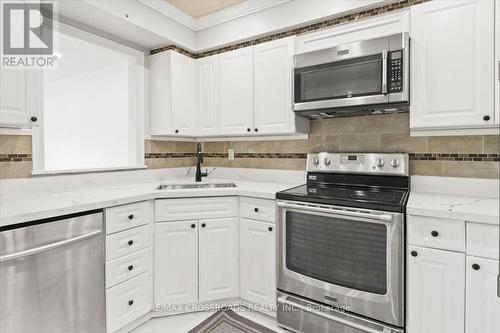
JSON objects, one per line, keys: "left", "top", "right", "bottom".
{"left": 31, "top": 165, "right": 148, "bottom": 177}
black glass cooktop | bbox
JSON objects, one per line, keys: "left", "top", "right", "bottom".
{"left": 276, "top": 173, "right": 409, "bottom": 212}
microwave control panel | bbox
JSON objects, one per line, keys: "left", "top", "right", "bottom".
{"left": 388, "top": 50, "right": 403, "bottom": 93}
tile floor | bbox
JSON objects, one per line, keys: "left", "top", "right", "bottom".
{"left": 133, "top": 308, "right": 290, "bottom": 333}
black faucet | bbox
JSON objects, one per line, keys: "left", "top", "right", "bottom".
{"left": 195, "top": 143, "right": 208, "bottom": 182}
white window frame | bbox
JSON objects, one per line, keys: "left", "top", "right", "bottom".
{"left": 32, "top": 21, "right": 146, "bottom": 175}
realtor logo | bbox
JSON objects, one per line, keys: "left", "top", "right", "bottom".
{"left": 1, "top": 1, "right": 57, "bottom": 68}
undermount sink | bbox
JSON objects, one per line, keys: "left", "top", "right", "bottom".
{"left": 156, "top": 183, "right": 237, "bottom": 190}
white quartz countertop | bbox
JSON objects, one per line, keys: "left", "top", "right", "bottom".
{"left": 0, "top": 175, "right": 301, "bottom": 228}
{"left": 407, "top": 176, "right": 500, "bottom": 225}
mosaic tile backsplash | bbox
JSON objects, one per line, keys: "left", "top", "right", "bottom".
{"left": 2, "top": 114, "right": 499, "bottom": 179}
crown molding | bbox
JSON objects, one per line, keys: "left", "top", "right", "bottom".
{"left": 138, "top": 0, "right": 291, "bottom": 31}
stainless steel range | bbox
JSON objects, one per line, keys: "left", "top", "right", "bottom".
{"left": 276, "top": 153, "right": 409, "bottom": 333}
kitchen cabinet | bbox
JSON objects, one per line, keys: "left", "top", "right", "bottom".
{"left": 218, "top": 46, "right": 254, "bottom": 136}
{"left": 0, "top": 68, "right": 41, "bottom": 128}
{"left": 254, "top": 36, "right": 307, "bottom": 135}
{"left": 154, "top": 220, "right": 199, "bottom": 306}
{"left": 196, "top": 55, "right": 220, "bottom": 136}
{"left": 240, "top": 218, "right": 276, "bottom": 308}
{"left": 495, "top": 0, "right": 500, "bottom": 125}
{"left": 406, "top": 245, "right": 465, "bottom": 333}
{"left": 149, "top": 50, "right": 196, "bottom": 136}
{"left": 465, "top": 256, "right": 500, "bottom": 333}
{"left": 198, "top": 218, "right": 239, "bottom": 302}
{"left": 410, "top": 0, "right": 497, "bottom": 135}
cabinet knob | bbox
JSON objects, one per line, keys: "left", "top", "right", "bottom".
{"left": 201, "top": 223, "right": 206, "bottom": 228}
{"left": 30, "top": 116, "right": 38, "bottom": 122}
{"left": 247, "top": 128, "right": 251, "bottom": 132}
{"left": 128, "top": 300, "right": 134, "bottom": 306}
{"left": 128, "top": 214, "right": 134, "bottom": 220}
{"left": 472, "top": 263, "right": 480, "bottom": 270}
{"left": 191, "top": 223, "right": 196, "bottom": 228}
{"left": 410, "top": 250, "right": 418, "bottom": 257}
{"left": 254, "top": 128, "right": 258, "bottom": 132}
{"left": 268, "top": 226, "right": 273, "bottom": 232}
{"left": 431, "top": 230, "right": 439, "bottom": 237}
{"left": 128, "top": 240, "right": 133, "bottom": 246}
{"left": 254, "top": 207, "right": 259, "bottom": 212}
{"left": 128, "top": 265, "right": 134, "bottom": 271}
{"left": 483, "top": 115, "right": 491, "bottom": 121}
{"left": 175, "top": 129, "right": 179, "bottom": 133}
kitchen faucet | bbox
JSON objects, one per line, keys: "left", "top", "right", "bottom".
{"left": 195, "top": 143, "right": 208, "bottom": 182}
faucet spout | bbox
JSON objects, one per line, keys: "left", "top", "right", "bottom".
{"left": 195, "top": 143, "right": 208, "bottom": 182}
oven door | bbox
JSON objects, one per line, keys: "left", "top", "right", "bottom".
{"left": 277, "top": 200, "right": 404, "bottom": 327}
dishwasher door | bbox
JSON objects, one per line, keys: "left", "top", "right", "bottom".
{"left": 0, "top": 212, "right": 105, "bottom": 333}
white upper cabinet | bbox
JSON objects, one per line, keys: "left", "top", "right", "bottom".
{"left": 218, "top": 46, "right": 254, "bottom": 136}
{"left": 495, "top": 1, "right": 500, "bottom": 125}
{"left": 410, "top": 0, "right": 496, "bottom": 134}
{"left": 149, "top": 50, "right": 195, "bottom": 137}
{"left": 407, "top": 245, "right": 465, "bottom": 333}
{"left": 465, "top": 256, "right": 500, "bottom": 333}
{"left": 196, "top": 55, "right": 219, "bottom": 136}
{"left": 0, "top": 68, "right": 41, "bottom": 128}
{"left": 254, "top": 36, "right": 302, "bottom": 135}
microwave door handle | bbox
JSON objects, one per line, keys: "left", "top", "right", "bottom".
{"left": 382, "top": 50, "right": 388, "bottom": 94}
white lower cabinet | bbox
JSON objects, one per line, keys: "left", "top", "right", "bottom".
{"left": 199, "top": 218, "right": 239, "bottom": 302}
{"left": 407, "top": 245, "right": 465, "bottom": 333}
{"left": 240, "top": 218, "right": 276, "bottom": 307}
{"left": 154, "top": 220, "right": 199, "bottom": 306}
{"left": 465, "top": 256, "right": 500, "bottom": 333}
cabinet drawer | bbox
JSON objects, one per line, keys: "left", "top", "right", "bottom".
{"left": 106, "top": 248, "right": 151, "bottom": 288}
{"left": 467, "top": 223, "right": 499, "bottom": 260}
{"left": 106, "top": 272, "right": 151, "bottom": 333}
{"left": 106, "top": 201, "right": 152, "bottom": 235}
{"left": 408, "top": 215, "right": 465, "bottom": 252}
{"left": 239, "top": 197, "right": 276, "bottom": 223}
{"left": 106, "top": 225, "right": 150, "bottom": 261}
{"left": 155, "top": 197, "right": 237, "bottom": 222}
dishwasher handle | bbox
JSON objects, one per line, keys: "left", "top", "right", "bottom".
{"left": 0, "top": 230, "right": 101, "bottom": 262}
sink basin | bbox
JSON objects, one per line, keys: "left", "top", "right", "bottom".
{"left": 156, "top": 183, "right": 237, "bottom": 190}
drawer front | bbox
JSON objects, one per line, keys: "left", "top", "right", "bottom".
{"left": 408, "top": 215, "right": 465, "bottom": 252}
{"left": 155, "top": 197, "right": 237, "bottom": 222}
{"left": 467, "top": 223, "right": 499, "bottom": 260}
{"left": 106, "top": 272, "right": 151, "bottom": 333}
{"left": 106, "top": 225, "right": 150, "bottom": 261}
{"left": 240, "top": 197, "right": 276, "bottom": 223}
{"left": 106, "top": 201, "right": 152, "bottom": 235}
{"left": 106, "top": 248, "right": 151, "bottom": 288}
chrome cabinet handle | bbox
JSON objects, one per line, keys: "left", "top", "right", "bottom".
{"left": 277, "top": 202, "right": 394, "bottom": 222}
{"left": 0, "top": 230, "right": 101, "bottom": 262}
{"left": 381, "top": 49, "right": 388, "bottom": 94}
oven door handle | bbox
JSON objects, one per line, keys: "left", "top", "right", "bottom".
{"left": 278, "top": 295, "right": 393, "bottom": 333}
{"left": 277, "top": 202, "right": 394, "bottom": 222}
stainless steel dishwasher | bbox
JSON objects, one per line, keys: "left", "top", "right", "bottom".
{"left": 0, "top": 211, "right": 105, "bottom": 333}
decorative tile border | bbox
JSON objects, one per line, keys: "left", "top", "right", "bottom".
{"left": 145, "top": 152, "right": 196, "bottom": 159}
{"left": 151, "top": 0, "right": 428, "bottom": 58}
{"left": 0, "top": 154, "right": 32, "bottom": 162}
{"left": 409, "top": 153, "right": 500, "bottom": 162}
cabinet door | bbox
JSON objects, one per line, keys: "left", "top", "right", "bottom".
{"left": 240, "top": 219, "right": 276, "bottom": 308}
{"left": 254, "top": 37, "right": 295, "bottom": 135}
{"left": 196, "top": 55, "right": 219, "bottom": 136}
{"left": 219, "top": 46, "right": 254, "bottom": 136}
{"left": 466, "top": 256, "right": 500, "bottom": 333}
{"left": 407, "top": 246, "right": 465, "bottom": 333}
{"left": 410, "top": 0, "right": 495, "bottom": 130}
{"left": 154, "top": 221, "right": 198, "bottom": 306}
{"left": 171, "top": 52, "right": 196, "bottom": 136}
{"left": 495, "top": 0, "right": 500, "bottom": 125}
{"left": 0, "top": 68, "right": 41, "bottom": 127}
{"left": 149, "top": 52, "right": 172, "bottom": 135}
{"left": 199, "top": 218, "right": 239, "bottom": 302}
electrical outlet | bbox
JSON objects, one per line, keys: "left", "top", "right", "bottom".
{"left": 228, "top": 149, "right": 234, "bottom": 160}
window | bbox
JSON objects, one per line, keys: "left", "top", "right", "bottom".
{"left": 33, "top": 23, "right": 145, "bottom": 174}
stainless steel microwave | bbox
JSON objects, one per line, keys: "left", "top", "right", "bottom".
{"left": 293, "top": 32, "right": 409, "bottom": 118}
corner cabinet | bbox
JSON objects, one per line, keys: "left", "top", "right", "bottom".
{"left": 149, "top": 50, "right": 196, "bottom": 136}
{"left": 0, "top": 68, "right": 41, "bottom": 128}
{"left": 409, "top": 0, "right": 497, "bottom": 135}
{"left": 218, "top": 46, "right": 255, "bottom": 136}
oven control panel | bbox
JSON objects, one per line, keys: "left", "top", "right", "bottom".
{"left": 388, "top": 50, "right": 404, "bottom": 93}
{"left": 307, "top": 153, "right": 409, "bottom": 176}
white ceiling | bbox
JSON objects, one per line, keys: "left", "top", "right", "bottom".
{"left": 166, "top": 0, "right": 245, "bottom": 18}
